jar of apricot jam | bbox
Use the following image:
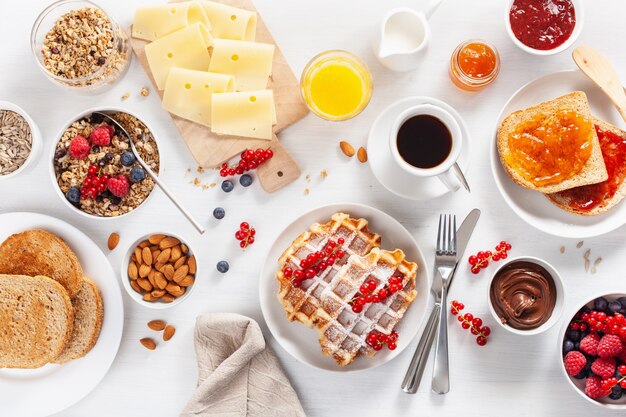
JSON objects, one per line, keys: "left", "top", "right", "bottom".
{"left": 449, "top": 39, "right": 500, "bottom": 91}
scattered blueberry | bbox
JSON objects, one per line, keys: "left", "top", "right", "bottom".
{"left": 609, "top": 300, "right": 623, "bottom": 314}
{"left": 120, "top": 151, "right": 136, "bottom": 166}
{"left": 562, "top": 339, "right": 575, "bottom": 355}
{"left": 594, "top": 297, "right": 608, "bottom": 312}
{"left": 65, "top": 187, "right": 81, "bottom": 205}
{"left": 609, "top": 385, "right": 623, "bottom": 400}
{"left": 130, "top": 167, "right": 146, "bottom": 183}
{"left": 216, "top": 261, "right": 229, "bottom": 273}
{"left": 574, "top": 341, "right": 580, "bottom": 351}
{"left": 239, "top": 174, "right": 253, "bottom": 187}
{"left": 581, "top": 305, "right": 591, "bottom": 314}
{"left": 567, "top": 329, "right": 581, "bottom": 342}
{"left": 213, "top": 207, "right": 225, "bottom": 219}
{"left": 221, "top": 180, "right": 234, "bottom": 192}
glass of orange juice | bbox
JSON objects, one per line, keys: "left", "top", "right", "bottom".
{"left": 300, "top": 50, "right": 373, "bottom": 121}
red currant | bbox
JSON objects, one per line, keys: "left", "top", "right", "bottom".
{"left": 476, "top": 336, "right": 487, "bottom": 346}
{"left": 461, "top": 322, "right": 470, "bottom": 330}
{"left": 337, "top": 238, "right": 345, "bottom": 245}
{"left": 283, "top": 267, "right": 293, "bottom": 277}
{"left": 468, "top": 255, "right": 478, "bottom": 265}
{"left": 481, "top": 326, "right": 491, "bottom": 337}
{"left": 387, "top": 342, "right": 397, "bottom": 350}
{"left": 352, "top": 304, "right": 363, "bottom": 313}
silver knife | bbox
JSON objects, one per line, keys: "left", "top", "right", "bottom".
{"left": 401, "top": 208, "right": 480, "bottom": 394}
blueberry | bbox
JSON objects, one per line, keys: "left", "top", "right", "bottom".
{"left": 609, "top": 385, "right": 623, "bottom": 400}
{"left": 221, "top": 180, "right": 234, "bottom": 192}
{"left": 562, "top": 339, "right": 575, "bottom": 355}
{"left": 609, "top": 300, "right": 623, "bottom": 314}
{"left": 594, "top": 297, "right": 609, "bottom": 312}
{"left": 239, "top": 174, "right": 253, "bottom": 187}
{"left": 216, "top": 261, "right": 229, "bottom": 273}
{"left": 618, "top": 297, "right": 626, "bottom": 306}
{"left": 213, "top": 207, "right": 225, "bottom": 220}
{"left": 567, "top": 329, "right": 581, "bottom": 342}
{"left": 581, "top": 305, "right": 592, "bottom": 314}
{"left": 574, "top": 341, "right": 580, "bottom": 350}
{"left": 130, "top": 167, "right": 146, "bottom": 183}
{"left": 111, "top": 196, "right": 122, "bottom": 205}
{"left": 120, "top": 151, "right": 136, "bottom": 166}
{"left": 104, "top": 152, "right": 114, "bottom": 162}
{"left": 65, "top": 187, "right": 81, "bottom": 205}
{"left": 573, "top": 369, "right": 588, "bottom": 379}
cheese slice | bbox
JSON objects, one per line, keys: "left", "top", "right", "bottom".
{"left": 132, "top": 1, "right": 210, "bottom": 41}
{"left": 208, "top": 39, "right": 274, "bottom": 91}
{"left": 211, "top": 90, "right": 275, "bottom": 140}
{"left": 145, "top": 23, "right": 213, "bottom": 90}
{"left": 200, "top": 1, "right": 257, "bottom": 41}
{"left": 162, "top": 68, "right": 235, "bottom": 127}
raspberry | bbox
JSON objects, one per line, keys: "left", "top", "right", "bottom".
{"left": 585, "top": 376, "right": 607, "bottom": 399}
{"left": 69, "top": 135, "right": 90, "bottom": 159}
{"left": 89, "top": 125, "right": 112, "bottom": 146}
{"left": 107, "top": 174, "right": 129, "bottom": 198}
{"left": 580, "top": 333, "right": 600, "bottom": 356}
{"left": 597, "top": 334, "right": 623, "bottom": 358}
{"left": 591, "top": 357, "right": 616, "bottom": 379}
{"left": 563, "top": 351, "right": 587, "bottom": 376}
{"left": 617, "top": 348, "right": 626, "bottom": 363}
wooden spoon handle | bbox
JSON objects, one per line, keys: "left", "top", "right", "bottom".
{"left": 257, "top": 134, "right": 301, "bottom": 192}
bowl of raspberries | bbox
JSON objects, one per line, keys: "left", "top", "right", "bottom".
{"left": 51, "top": 108, "right": 161, "bottom": 218}
{"left": 560, "top": 293, "right": 626, "bottom": 408}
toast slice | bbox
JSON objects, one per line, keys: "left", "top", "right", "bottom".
{"left": 0, "top": 274, "right": 73, "bottom": 369}
{"left": 0, "top": 229, "right": 83, "bottom": 298}
{"left": 547, "top": 118, "right": 626, "bottom": 215}
{"left": 497, "top": 91, "right": 608, "bottom": 194}
{"left": 54, "top": 277, "right": 104, "bottom": 364}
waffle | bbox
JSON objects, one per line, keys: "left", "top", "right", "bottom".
{"left": 276, "top": 213, "right": 418, "bottom": 366}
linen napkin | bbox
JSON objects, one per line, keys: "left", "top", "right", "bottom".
{"left": 180, "top": 313, "right": 306, "bottom": 417}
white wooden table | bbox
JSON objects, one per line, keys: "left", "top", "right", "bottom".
{"left": 1, "top": 0, "right": 626, "bottom": 416}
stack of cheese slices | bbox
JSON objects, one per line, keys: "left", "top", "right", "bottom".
{"left": 0, "top": 229, "right": 103, "bottom": 368}
{"left": 498, "top": 91, "right": 626, "bottom": 216}
{"left": 132, "top": 1, "right": 277, "bottom": 140}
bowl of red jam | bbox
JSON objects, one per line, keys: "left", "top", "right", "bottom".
{"left": 505, "top": 0, "right": 584, "bottom": 55}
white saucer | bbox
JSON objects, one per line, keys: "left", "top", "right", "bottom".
{"left": 368, "top": 96, "right": 471, "bottom": 200}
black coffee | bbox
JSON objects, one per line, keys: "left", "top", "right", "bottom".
{"left": 396, "top": 115, "right": 452, "bottom": 169}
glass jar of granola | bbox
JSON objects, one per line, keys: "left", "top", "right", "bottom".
{"left": 31, "top": 0, "right": 131, "bottom": 94}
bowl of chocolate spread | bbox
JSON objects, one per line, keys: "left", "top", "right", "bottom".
{"left": 488, "top": 256, "right": 564, "bottom": 335}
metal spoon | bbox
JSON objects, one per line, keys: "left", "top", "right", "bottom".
{"left": 452, "top": 162, "right": 470, "bottom": 193}
{"left": 93, "top": 112, "right": 205, "bottom": 234}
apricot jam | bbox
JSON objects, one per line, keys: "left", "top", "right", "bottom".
{"left": 505, "top": 110, "right": 593, "bottom": 186}
{"left": 449, "top": 39, "right": 500, "bottom": 91}
{"left": 553, "top": 126, "right": 626, "bottom": 212}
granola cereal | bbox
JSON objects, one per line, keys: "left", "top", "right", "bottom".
{"left": 0, "top": 110, "right": 32, "bottom": 176}
{"left": 54, "top": 111, "right": 160, "bottom": 217}
{"left": 39, "top": 6, "right": 130, "bottom": 89}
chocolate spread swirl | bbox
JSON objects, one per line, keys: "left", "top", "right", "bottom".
{"left": 490, "top": 261, "right": 556, "bottom": 330}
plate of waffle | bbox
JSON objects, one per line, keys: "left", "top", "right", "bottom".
{"left": 259, "top": 203, "right": 430, "bottom": 371}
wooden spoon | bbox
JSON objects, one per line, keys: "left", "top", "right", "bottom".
{"left": 573, "top": 45, "right": 626, "bottom": 123}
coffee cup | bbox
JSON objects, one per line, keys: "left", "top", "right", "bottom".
{"left": 389, "top": 104, "right": 463, "bottom": 192}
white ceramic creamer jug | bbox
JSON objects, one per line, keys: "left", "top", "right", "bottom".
{"left": 373, "top": 0, "right": 444, "bottom": 72}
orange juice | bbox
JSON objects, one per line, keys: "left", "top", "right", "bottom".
{"left": 301, "top": 51, "right": 372, "bottom": 121}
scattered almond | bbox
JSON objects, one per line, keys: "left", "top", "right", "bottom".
{"left": 121, "top": 92, "right": 130, "bottom": 101}
{"left": 107, "top": 232, "right": 120, "bottom": 250}
{"left": 140, "top": 338, "right": 156, "bottom": 350}
{"left": 357, "top": 147, "right": 368, "bottom": 163}
{"left": 140, "top": 87, "right": 150, "bottom": 97}
{"left": 147, "top": 320, "right": 166, "bottom": 331}
{"left": 163, "top": 325, "right": 175, "bottom": 341}
{"left": 339, "top": 141, "right": 355, "bottom": 157}
{"left": 576, "top": 241, "right": 584, "bottom": 248}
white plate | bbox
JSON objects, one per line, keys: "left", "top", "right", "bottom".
{"left": 259, "top": 203, "right": 431, "bottom": 372}
{"left": 490, "top": 69, "right": 625, "bottom": 238}
{"left": 368, "top": 96, "right": 471, "bottom": 200}
{"left": 0, "top": 212, "right": 124, "bottom": 417}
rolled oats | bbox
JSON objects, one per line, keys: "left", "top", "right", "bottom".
{"left": 0, "top": 110, "right": 32, "bottom": 176}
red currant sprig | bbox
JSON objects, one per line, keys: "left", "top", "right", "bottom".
{"left": 81, "top": 164, "right": 109, "bottom": 200}
{"left": 450, "top": 300, "right": 491, "bottom": 346}
{"left": 350, "top": 275, "right": 404, "bottom": 313}
{"left": 468, "top": 241, "right": 512, "bottom": 274}
{"left": 366, "top": 330, "right": 398, "bottom": 351}
{"left": 220, "top": 148, "right": 274, "bottom": 177}
{"left": 282, "top": 238, "right": 346, "bottom": 288}
{"left": 235, "top": 222, "right": 255, "bottom": 249}
{"left": 579, "top": 310, "right": 626, "bottom": 339}
{"left": 600, "top": 366, "right": 626, "bottom": 392}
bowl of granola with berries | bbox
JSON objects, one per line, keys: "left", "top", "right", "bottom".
{"left": 51, "top": 108, "right": 160, "bottom": 218}
{"left": 559, "top": 293, "right": 626, "bottom": 408}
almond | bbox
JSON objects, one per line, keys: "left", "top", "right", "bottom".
{"left": 128, "top": 262, "right": 138, "bottom": 280}
{"left": 151, "top": 289, "right": 166, "bottom": 298}
{"left": 357, "top": 146, "right": 368, "bottom": 163}
{"left": 135, "top": 247, "right": 143, "bottom": 264}
{"left": 154, "top": 262, "right": 165, "bottom": 272}
{"left": 160, "top": 236, "right": 180, "bottom": 250}
{"left": 161, "top": 294, "right": 175, "bottom": 303}
{"left": 181, "top": 244, "right": 189, "bottom": 254}
{"left": 140, "top": 337, "right": 156, "bottom": 350}
{"left": 147, "top": 270, "right": 157, "bottom": 288}
{"left": 179, "top": 275, "right": 195, "bottom": 287}
{"left": 339, "top": 141, "right": 355, "bottom": 157}
{"left": 143, "top": 293, "right": 157, "bottom": 301}
{"left": 142, "top": 247, "right": 153, "bottom": 266}
{"left": 163, "top": 264, "right": 175, "bottom": 280}
{"left": 149, "top": 234, "right": 166, "bottom": 245}
{"left": 170, "top": 245, "right": 182, "bottom": 262}
{"left": 173, "top": 265, "right": 189, "bottom": 283}
{"left": 147, "top": 320, "right": 166, "bottom": 331}
{"left": 107, "top": 232, "right": 120, "bottom": 250}
{"left": 152, "top": 249, "right": 161, "bottom": 263}
{"left": 130, "top": 280, "right": 142, "bottom": 293}
{"left": 139, "top": 240, "right": 150, "bottom": 248}
{"left": 187, "top": 255, "right": 197, "bottom": 274}
{"left": 174, "top": 256, "right": 186, "bottom": 270}
{"left": 157, "top": 248, "right": 171, "bottom": 264}
{"left": 137, "top": 278, "right": 153, "bottom": 292}
{"left": 163, "top": 325, "right": 175, "bottom": 341}
{"left": 139, "top": 263, "right": 152, "bottom": 278}
{"left": 166, "top": 283, "right": 184, "bottom": 297}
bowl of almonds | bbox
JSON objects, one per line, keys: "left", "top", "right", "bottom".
{"left": 121, "top": 232, "right": 197, "bottom": 309}
{"left": 0, "top": 101, "right": 42, "bottom": 181}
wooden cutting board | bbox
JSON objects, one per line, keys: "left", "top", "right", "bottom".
{"left": 129, "top": 0, "right": 309, "bottom": 192}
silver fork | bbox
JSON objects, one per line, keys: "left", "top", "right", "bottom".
{"left": 431, "top": 214, "right": 457, "bottom": 394}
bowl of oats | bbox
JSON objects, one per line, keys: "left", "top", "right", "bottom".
{"left": 51, "top": 108, "right": 161, "bottom": 218}
{"left": 31, "top": 0, "right": 131, "bottom": 94}
{"left": 0, "top": 101, "right": 42, "bottom": 181}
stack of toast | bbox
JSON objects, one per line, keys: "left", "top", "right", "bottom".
{"left": 0, "top": 229, "right": 103, "bottom": 368}
{"left": 498, "top": 91, "right": 626, "bottom": 216}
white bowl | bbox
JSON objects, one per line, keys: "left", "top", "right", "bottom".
{"left": 49, "top": 107, "right": 161, "bottom": 220}
{"left": 558, "top": 293, "right": 626, "bottom": 409}
{"left": 120, "top": 232, "right": 198, "bottom": 309}
{"left": 487, "top": 256, "right": 565, "bottom": 336}
{"left": 0, "top": 101, "right": 42, "bottom": 181}
{"left": 504, "top": 0, "right": 584, "bottom": 56}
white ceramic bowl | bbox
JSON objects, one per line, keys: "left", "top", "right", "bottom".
{"left": 487, "top": 256, "right": 565, "bottom": 336}
{"left": 0, "top": 101, "right": 42, "bottom": 181}
{"left": 50, "top": 107, "right": 161, "bottom": 220}
{"left": 558, "top": 293, "right": 626, "bottom": 409}
{"left": 504, "top": 0, "right": 584, "bottom": 56}
{"left": 120, "top": 232, "right": 198, "bottom": 309}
